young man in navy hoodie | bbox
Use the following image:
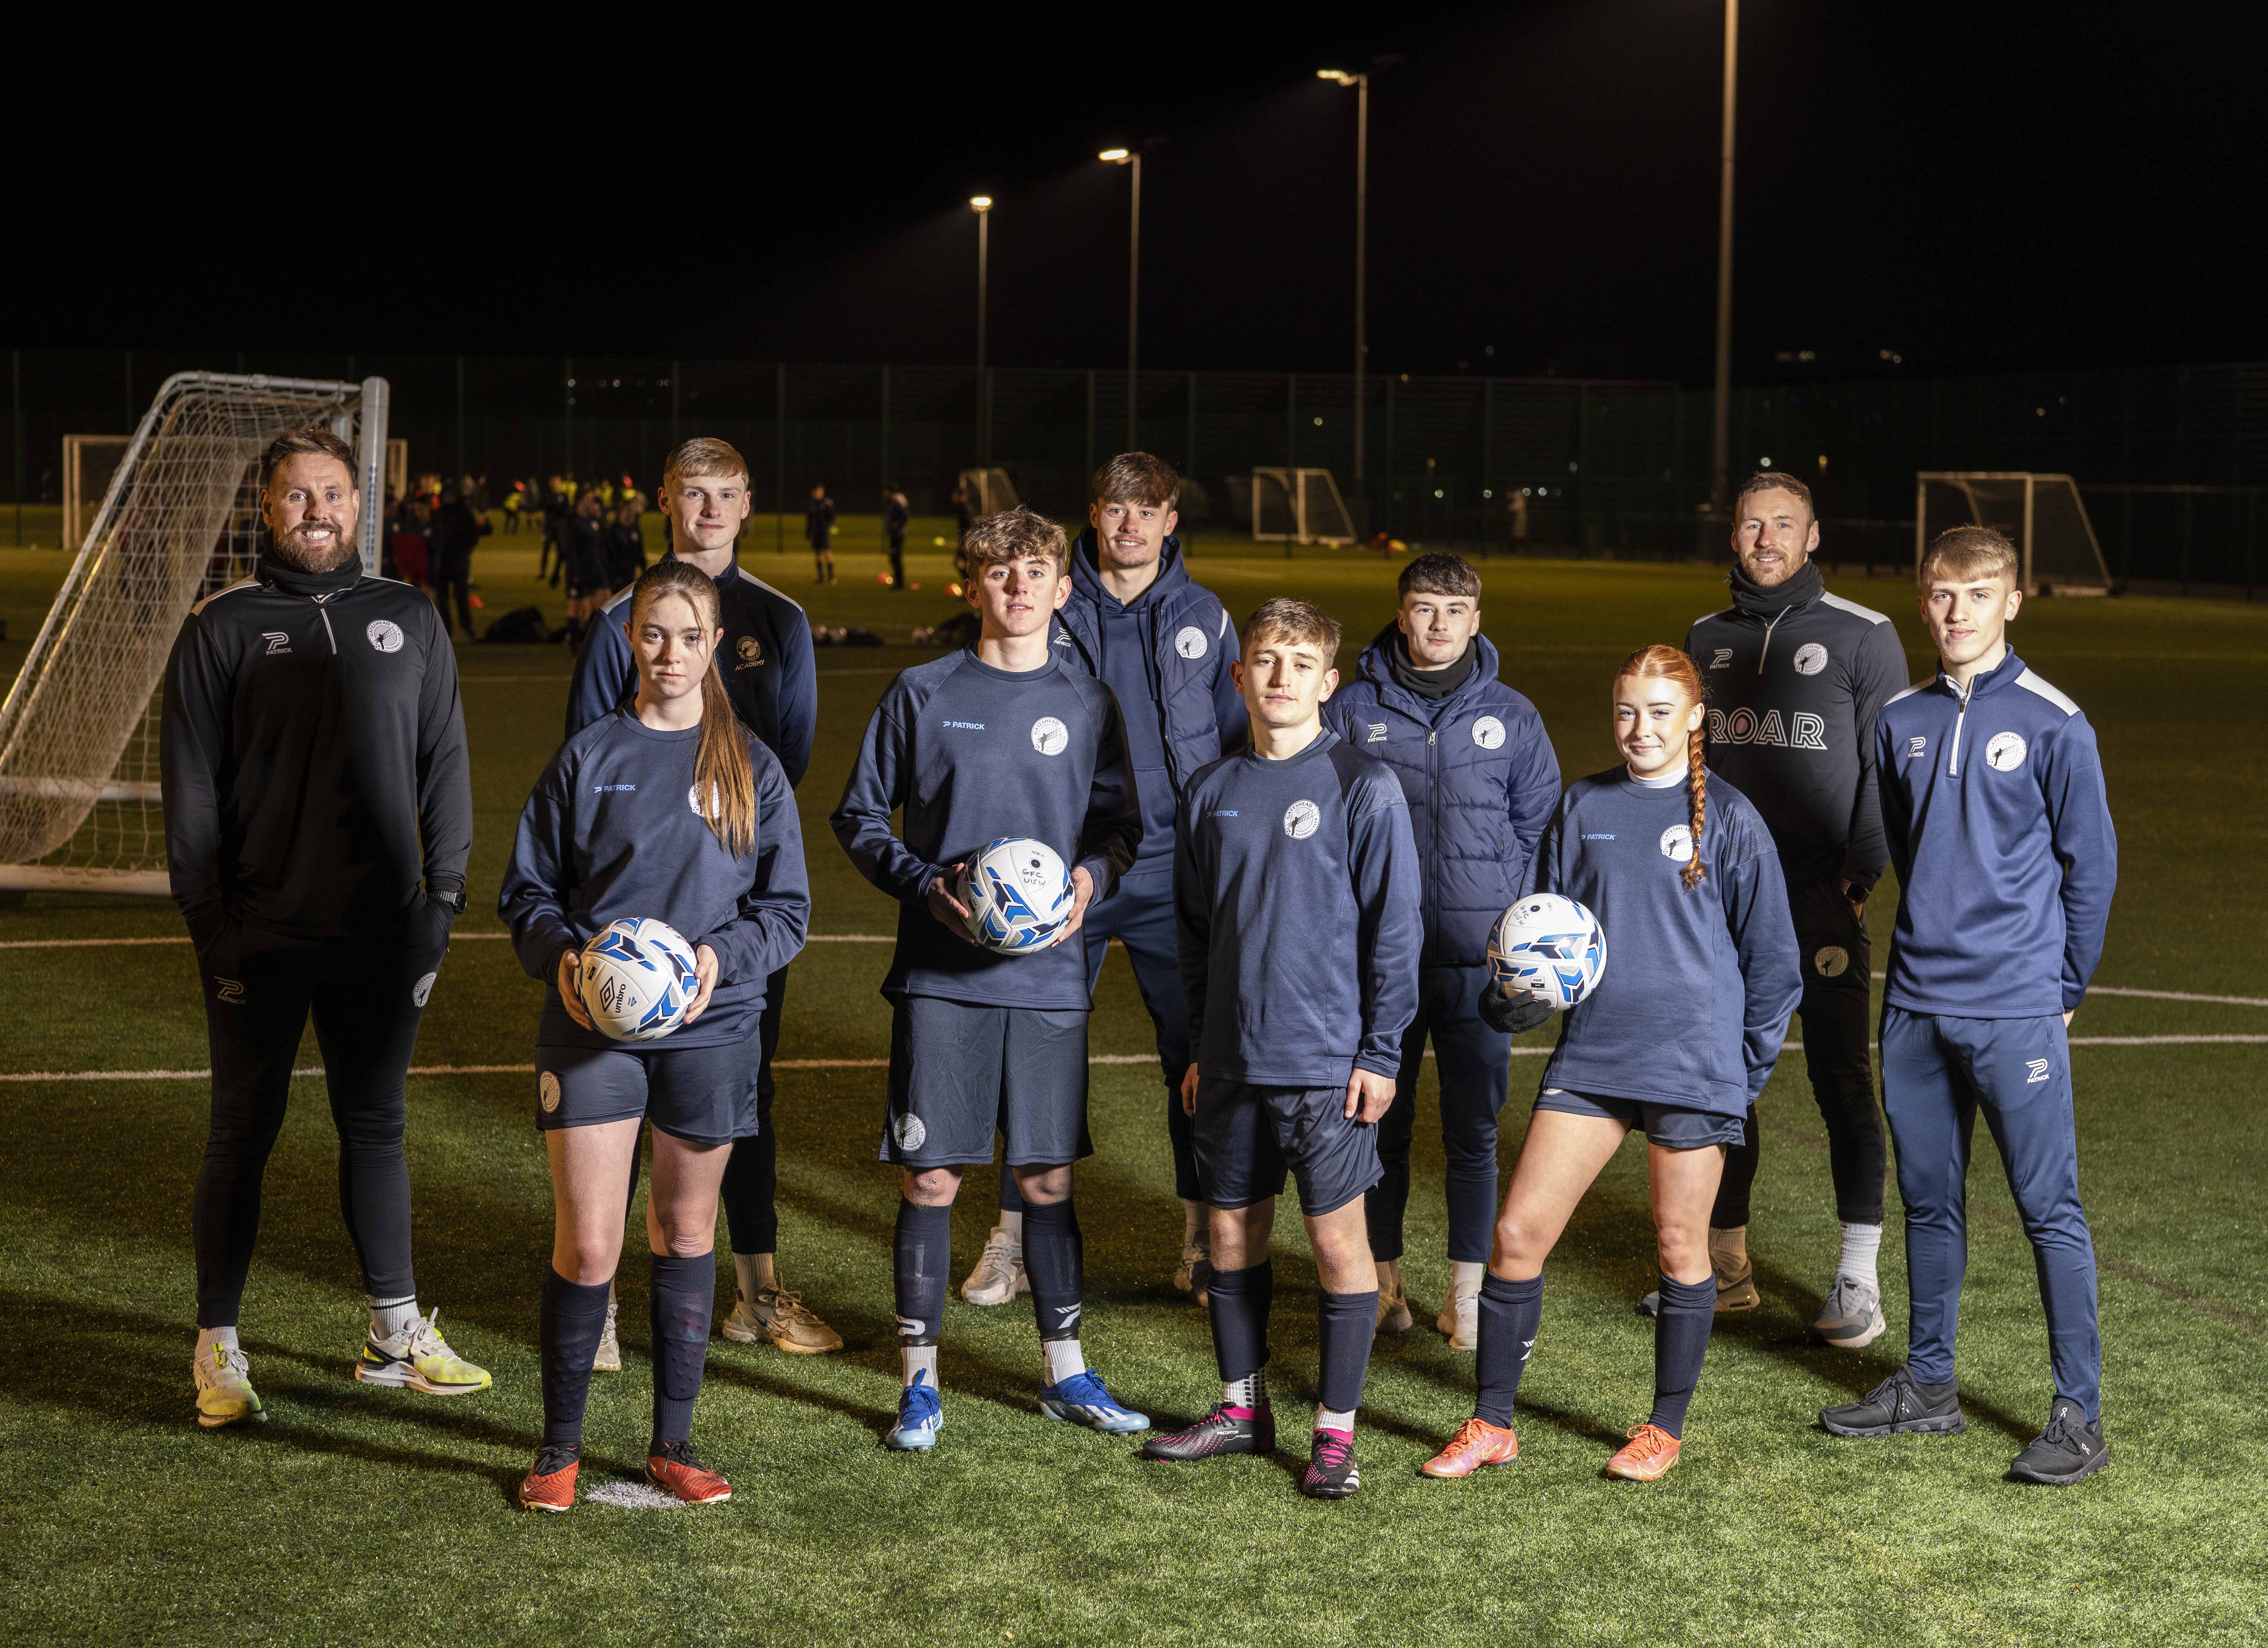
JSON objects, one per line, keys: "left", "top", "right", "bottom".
{"left": 959, "top": 454, "right": 1247, "bottom": 1308}
{"left": 1822, "top": 524, "right": 2117, "bottom": 1486}
{"left": 1321, "top": 553, "right": 1560, "bottom": 1348}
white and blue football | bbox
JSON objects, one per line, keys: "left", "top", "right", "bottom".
{"left": 577, "top": 917, "right": 702, "bottom": 1041}
{"left": 1487, "top": 893, "right": 1606, "bottom": 1013}
{"left": 959, "top": 837, "right": 1075, "bottom": 955}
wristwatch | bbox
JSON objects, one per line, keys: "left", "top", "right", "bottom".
{"left": 430, "top": 886, "right": 468, "bottom": 916}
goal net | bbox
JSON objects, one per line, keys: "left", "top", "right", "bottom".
{"left": 1250, "top": 467, "right": 1356, "bottom": 546}
{"left": 0, "top": 372, "right": 391, "bottom": 894}
{"left": 1915, "top": 472, "right": 2112, "bottom": 595}
{"left": 958, "top": 467, "right": 1021, "bottom": 519}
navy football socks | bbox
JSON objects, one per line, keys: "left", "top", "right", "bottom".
{"left": 1316, "top": 1288, "right": 1380, "bottom": 1418}
{"left": 1021, "top": 1197, "right": 1085, "bottom": 1343}
{"left": 1474, "top": 1270, "right": 1544, "bottom": 1428}
{"left": 538, "top": 1267, "right": 612, "bottom": 1450}
{"left": 894, "top": 1199, "right": 952, "bottom": 1351}
{"left": 648, "top": 1251, "right": 714, "bottom": 1449}
{"left": 1206, "top": 1260, "right": 1274, "bottom": 1390}
{"left": 1648, "top": 1271, "right": 1717, "bottom": 1439}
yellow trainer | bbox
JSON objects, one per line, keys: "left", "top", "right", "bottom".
{"left": 355, "top": 1309, "right": 491, "bottom": 1396}
{"left": 193, "top": 1341, "right": 267, "bottom": 1429}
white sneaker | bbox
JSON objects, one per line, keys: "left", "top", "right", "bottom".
{"left": 592, "top": 1291, "right": 621, "bottom": 1372}
{"left": 193, "top": 1341, "right": 267, "bottom": 1428}
{"left": 1436, "top": 1287, "right": 1480, "bottom": 1351}
{"left": 960, "top": 1227, "right": 1028, "bottom": 1306}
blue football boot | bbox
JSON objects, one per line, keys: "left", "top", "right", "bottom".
{"left": 1038, "top": 1368, "right": 1150, "bottom": 1435}
{"left": 886, "top": 1370, "right": 944, "bottom": 1452}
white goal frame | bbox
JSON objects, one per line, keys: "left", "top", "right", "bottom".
{"left": 958, "top": 467, "right": 1021, "bottom": 519}
{"left": 1915, "top": 471, "right": 2112, "bottom": 596}
{"left": 1250, "top": 467, "right": 1356, "bottom": 546}
{"left": 0, "top": 372, "right": 391, "bottom": 894}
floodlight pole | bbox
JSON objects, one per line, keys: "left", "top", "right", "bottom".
{"left": 1101, "top": 149, "right": 1146, "bottom": 449}
{"left": 1709, "top": 0, "right": 1739, "bottom": 520}
{"left": 1322, "top": 66, "right": 1392, "bottom": 492}
{"left": 971, "top": 197, "right": 993, "bottom": 470}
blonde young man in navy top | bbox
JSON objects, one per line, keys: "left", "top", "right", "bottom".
{"left": 1822, "top": 525, "right": 2117, "bottom": 1486}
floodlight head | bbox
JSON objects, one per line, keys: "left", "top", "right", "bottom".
{"left": 969, "top": 195, "right": 992, "bottom": 212}
{"left": 1319, "top": 69, "right": 1357, "bottom": 86}
{"left": 1098, "top": 148, "right": 1130, "bottom": 164}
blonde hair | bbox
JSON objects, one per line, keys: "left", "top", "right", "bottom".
{"left": 630, "top": 560, "right": 756, "bottom": 856}
{"left": 662, "top": 437, "right": 749, "bottom": 489}
{"left": 1615, "top": 644, "right": 1709, "bottom": 891}
{"left": 1919, "top": 524, "right": 2020, "bottom": 587}
{"left": 1241, "top": 597, "right": 1340, "bottom": 658}
{"left": 963, "top": 506, "right": 1068, "bottom": 576}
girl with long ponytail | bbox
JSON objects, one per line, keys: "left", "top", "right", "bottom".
{"left": 499, "top": 558, "right": 809, "bottom": 1513}
{"left": 1421, "top": 644, "right": 1801, "bottom": 1486}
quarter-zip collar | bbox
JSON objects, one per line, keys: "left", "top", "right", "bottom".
{"left": 1936, "top": 645, "right": 2026, "bottom": 775}
{"left": 258, "top": 548, "right": 362, "bottom": 599}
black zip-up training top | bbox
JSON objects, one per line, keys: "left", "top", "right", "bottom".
{"left": 161, "top": 551, "right": 472, "bottom": 948}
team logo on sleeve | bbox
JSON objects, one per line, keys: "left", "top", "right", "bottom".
{"left": 1793, "top": 642, "right": 1827, "bottom": 676}
{"left": 539, "top": 1072, "right": 561, "bottom": 1113}
{"left": 1659, "top": 824, "right": 1694, "bottom": 864}
{"left": 1985, "top": 732, "right": 2028, "bottom": 771}
{"left": 1174, "top": 625, "right": 1208, "bottom": 659}
{"left": 893, "top": 1111, "right": 927, "bottom": 1151}
{"left": 1471, "top": 716, "right": 1506, "bottom": 749}
{"left": 411, "top": 970, "right": 437, "bottom": 1006}
{"left": 1814, "top": 946, "right": 1849, "bottom": 978}
{"left": 736, "top": 635, "right": 764, "bottom": 670}
{"left": 365, "top": 618, "right": 404, "bottom": 653}
{"left": 1283, "top": 800, "right": 1321, "bottom": 839}
{"left": 1031, "top": 717, "right": 1069, "bottom": 755}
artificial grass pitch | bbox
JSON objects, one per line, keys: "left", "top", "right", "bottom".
{"left": 1, "top": 533, "right": 2265, "bottom": 1646}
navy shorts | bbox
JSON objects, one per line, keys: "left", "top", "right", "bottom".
{"left": 535, "top": 1037, "right": 758, "bottom": 1146}
{"left": 881, "top": 996, "right": 1092, "bottom": 1169}
{"left": 1193, "top": 1075, "right": 1383, "bottom": 1217}
{"left": 1534, "top": 1088, "right": 1745, "bottom": 1151}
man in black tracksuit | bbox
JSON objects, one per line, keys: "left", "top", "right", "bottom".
{"left": 1668, "top": 470, "right": 1910, "bottom": 1348}
{"left": 162, "top": 426, "right": 484, "bottom": 1430}
{"left": 885, "top": 489, "right": 910, "bottom": 590}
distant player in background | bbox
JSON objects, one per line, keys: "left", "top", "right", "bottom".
{"left": 501, "top": 558, "right": 810, "bottom": 1511}
{"left": 1822, "top": 525, "right": 2116, "bottom": 1486}
{"left": 806, "top": 484, "right": 837, "bottom": 584}
{"left": 567, "top": 438, "right": 831, "bottom": 1361}
{"left": 1143, "top": 598, "right": 1422, "bottom": 1499}
{"left": 960, "top": 454, "right": 1247, "bottom": 1310}
{"left": 1421, "top": 645, "right": 1800, "bottom": 1484}
{"left": 429, "top": 485, "right": 488, "bottom": 639}
{"left": 604, "top": 496, "right": 648, "bottom": 592}
{"left": 1322, "top": 552, "right": 1559, "bottom": 1349}
{"left": 1662, "top": 471, "right": 1909, "bottom": 1344}
{"left": 832, "top": 506, "right": 1149, "bottom": 1452}
{"left": 163, "top": 426, "right": 488, "bottom": 1430}
{"left": 884, "top": 488, "right": 910, "bottom": 589}
{"left": 560, "top": 489, "right": 609, "bottom": 645}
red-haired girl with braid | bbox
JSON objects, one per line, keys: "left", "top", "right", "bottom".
{"left": 1422, "top": 645, "right": 1802, "bottom": 1483}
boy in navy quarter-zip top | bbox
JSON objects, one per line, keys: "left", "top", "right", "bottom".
{"left": 1142, "top": 598, "right": 1424, "bottom": 1500}
{"left": 1822, "top": 525, "right": 2116, "bottom": 1487}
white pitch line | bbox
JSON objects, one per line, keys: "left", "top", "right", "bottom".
{"left": 0, "top": 931, "right": 893, "bottom": 951}
{"left": 1858, "top": 971, "right": 2267, "bottom": 1009}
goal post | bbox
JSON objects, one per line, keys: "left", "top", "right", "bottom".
{"left": 1915, "top": 472, "right": 2112, "bottom": 596}
{"left": 0, "top": 371, "right": 390, "bottom": 895}
{"left": 1250, "top": 467, "right": 1355, "bottom": 546}
{"left": 957, "top": 467, "right": 1021, "bottom": 519}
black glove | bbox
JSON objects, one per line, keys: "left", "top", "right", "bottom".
{"left": 1479, "top": 978, "right": 1555, "bottom": 1035}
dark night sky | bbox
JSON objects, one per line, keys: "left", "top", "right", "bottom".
{"left": 15, "top": 2, "right": 2261, "bottom": 385}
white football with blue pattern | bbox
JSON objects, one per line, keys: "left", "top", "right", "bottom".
{"left": 578, "top": 917, "right": 702, "bottom": 1041}
{"left": 1487, "top": 893, "right": 1606, "bottom": 1013}
{"left": 959, "top": 837, "right": 1074, "bottom": 956}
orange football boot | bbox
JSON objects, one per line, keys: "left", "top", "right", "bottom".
{"left": 1420, "top": 1417, "right": 1521, "bottom": 1479}
{"left": 518, "top": 1445, "right": 580, "bottom": 1512}
{"left": 647, "top": 1440, "right": 733, "bottom": 1504}
{"left": 1604, "top": 1422, "right": 1681, "bottom": 1481}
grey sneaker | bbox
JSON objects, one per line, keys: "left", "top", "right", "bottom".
{"left": 1811, "top": 1276, "right": 1887, "bottom": 1348}
{"left": 2008, "top": 1400, "right": 2110, "bottom": 1485}
{"left": 960, "top": 1227, "right": 1028, "bottom": 1306}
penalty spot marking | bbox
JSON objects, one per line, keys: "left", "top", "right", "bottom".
{"left": 581, "top": 1480, "right": 691, "bottom": 1512}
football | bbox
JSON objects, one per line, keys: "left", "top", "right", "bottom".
{"left": 576, "top": 917, "right": 703, "bottom": 1040}
{"left": 1487, "top": 893, "right": 1606, "bottom": 1012}
{"left": 959, "top": 837, "right": 1075, "bottom": 954}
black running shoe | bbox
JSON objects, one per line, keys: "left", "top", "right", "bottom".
{"left": 1819, "top": 1366, "right": 1967, "bottom": 1437}
{"left": 2008, "top": 1400, "right": 2109, "bottom": 1485}
{"left": 1299, "top": 1430, "right": 1361, "bottom": 1500}
{"left": 1141, "top": 1401, "right": 1275, "bottom": 1462}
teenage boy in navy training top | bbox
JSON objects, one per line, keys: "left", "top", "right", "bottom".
{"left": 832, "top": 506, "right": 1148, "bottom": 1452}
{"left": 1143, "top": 598, "right": 1423, "bottom": 1500}
{"left": 961, "top": 454, "right": 1247, "bottom": 1309}
{"left": 565, "top": 438, "right": 835, "bottom": 1359}
{"left": 1322, "top": 551, "right": 1559, "bottom": 1350}
{"left": 1672, "top": 471, "right": 1910, "bottom": 1346}
{"left": 1822, "top": 524, "right": 2117, "bottom": 1487}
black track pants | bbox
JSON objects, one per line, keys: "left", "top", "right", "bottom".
{"left": 719, "top": 968, "right": 789, "bottom": 1256}
{"left": 1713, "top": 874, "right": 1886, "bottom": 1229}
{"left": 193, "top": 914, "right": 448, "bottom": 1328}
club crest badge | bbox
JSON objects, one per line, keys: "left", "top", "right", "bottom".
{"left": 1659, "top": 824, "right": 1694, "bottom": 864}
{"left": 1284, "top": 800, "right": 1321, "bottom": 839}
{"left": 1472, "top": 715, "right": 1506, "bottom": 749}
{"left": 366, "top": 619, "right": 405, "bottom": 653}
{"left": 1793, "top": 642, "right": 1827, "bottom": 676}
{"left": 1031, "top": 717, "right": 1069, "bottom": 755}
{"left": 1174, "top": 625, "right": 1208, "bottom": 659}
{"left": 1985, "top": 732, "right": 2027, "bottom": 771}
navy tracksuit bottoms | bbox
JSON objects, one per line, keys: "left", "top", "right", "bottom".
{"left": 1880, "top": 1006, "right": 2102, "bottom": 1420}
{"left": 1371, "top": 962, "right": 1511, "bottom": 1266}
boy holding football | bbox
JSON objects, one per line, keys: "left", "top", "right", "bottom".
{"left": 831, "top": 506, "right": 1147, "bottom": 1450}
{"left": 1143, "top": 598, "right": 1423, "bottom": 1498}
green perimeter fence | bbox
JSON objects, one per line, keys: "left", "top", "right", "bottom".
{"left": 7, "top": 351, "right": 2267, "bottom": 589}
